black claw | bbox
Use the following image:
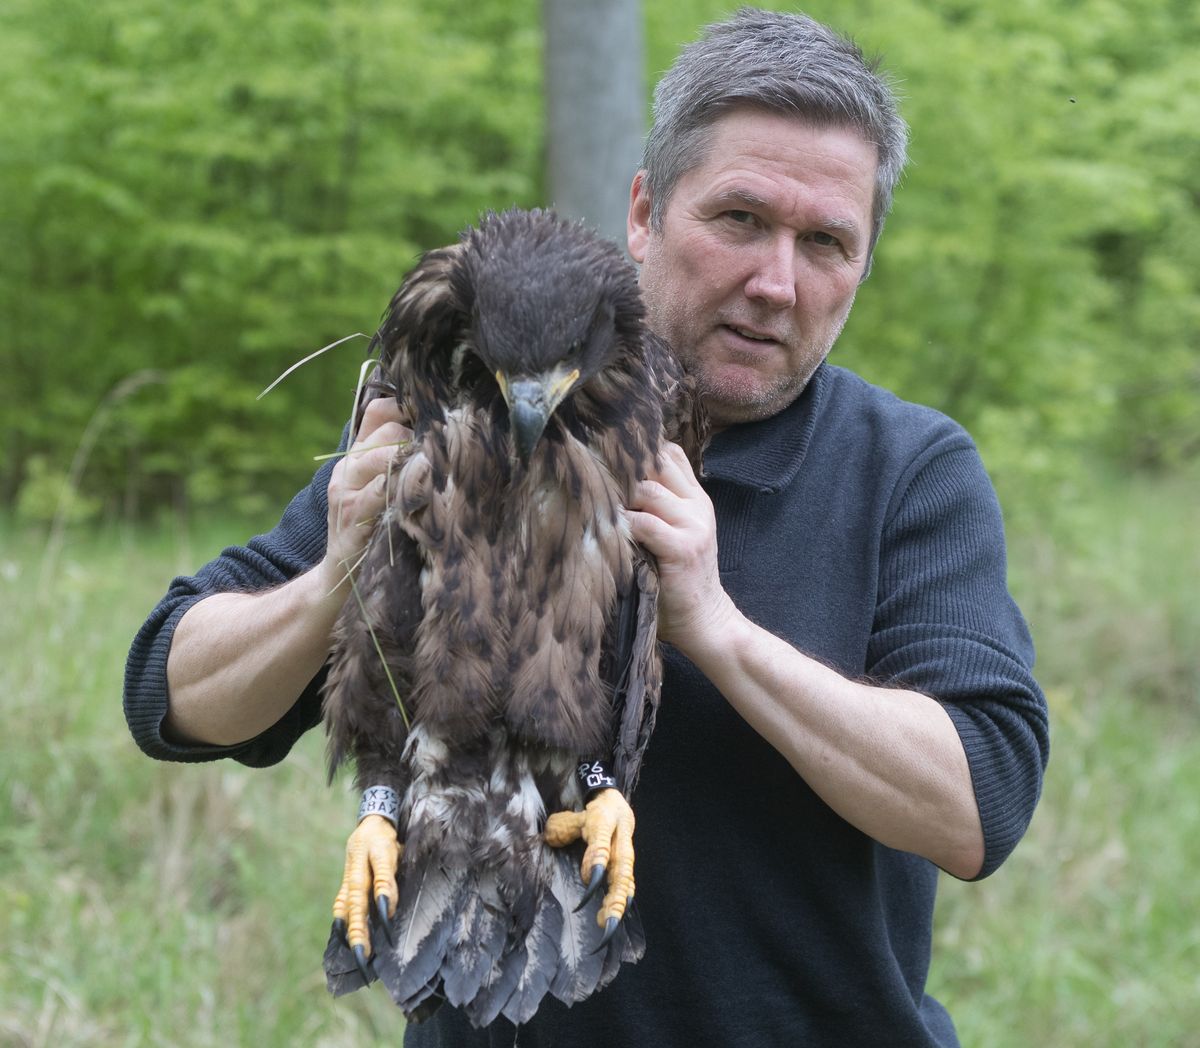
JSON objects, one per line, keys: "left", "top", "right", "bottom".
{"left": 592, "top": 916, "right": 620, "bottom": 954}
{"left": 376, "top": 895, "right": 394, "bottom": 946}
{"left": 332, "top": 917, "right": 348, "bottom": 946}
{"left": 353, "top": 944, "right": 372, "bottom": 983}
{"left": 574, "top": 864, "right": 606, "bottom": 912}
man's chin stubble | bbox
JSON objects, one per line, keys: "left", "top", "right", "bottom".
{"left": 697, "top": 367, "right": 815, "bottom": 427}
{"left": 699, "top": 303, "right": 853, "bottom": 425}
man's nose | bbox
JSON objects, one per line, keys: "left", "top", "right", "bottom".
{"left": 744, "top": 237, "right": 798, "bottom": 310}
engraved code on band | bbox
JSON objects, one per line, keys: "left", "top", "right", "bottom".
{"left": 358, "top": 785, "right": 400, "bottom": 826}
{"left": 577, "top": 759, "right": 618, "bottom": 794}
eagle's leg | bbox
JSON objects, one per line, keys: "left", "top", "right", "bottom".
{"left": 332, "top": 814, "right": 402, "bottom": 976}
{"left": 544, "top": 788, "right": 636, "bottom": 944}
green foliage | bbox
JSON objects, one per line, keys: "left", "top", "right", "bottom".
{"left": 15, "top": 455, "right": 102, "bottom": 525}
{"left": 0, "top": 0, "right": 540, "bottom": 517}
{"left": 835, "top": 0, "right": 1200, "bottom": 486}
{"left": 1, "top": 0, "right": 1197, "bottom": 518}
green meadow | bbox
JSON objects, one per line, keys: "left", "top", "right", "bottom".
{"left": 1, "top": 519, "right": 397, "bottom": 1045}
{"left": 2, "top": 467, "right": 1197, "bottom": 1046}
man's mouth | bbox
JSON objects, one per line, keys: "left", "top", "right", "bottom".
{"left": 724, "top": 323, "right": 779, "bottom": 345}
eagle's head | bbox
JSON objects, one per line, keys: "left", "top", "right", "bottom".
{"left": 455, "top": 209, "right": 646, "bottom": 465}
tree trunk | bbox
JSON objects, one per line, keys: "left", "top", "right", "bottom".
{"left": 543, "top": 0, "right": 645, "bottom": 251}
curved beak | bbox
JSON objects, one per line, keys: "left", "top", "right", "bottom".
{"left": 497, "top": 365, "right": 580, "bottom": 465}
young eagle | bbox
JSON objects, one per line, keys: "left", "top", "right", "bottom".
{"left": 321, "top": 208, "right": 704, "bottom": 1027}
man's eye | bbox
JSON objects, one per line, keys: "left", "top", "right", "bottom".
{"left": 810, "top": 231, "right": 840, "bottom": 247}
{"left": 725, "top": 210, "right": 756, "bottom": 224}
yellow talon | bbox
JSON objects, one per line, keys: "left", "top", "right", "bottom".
{"left": 545, "top": 788, "right": 636, "bottom": 929}
{"left": 333, "top": 814, "right": 401, "bottom": 959}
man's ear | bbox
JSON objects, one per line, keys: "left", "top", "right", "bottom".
{"left": 626, "top": 170, "right": 652, "bottom": 263}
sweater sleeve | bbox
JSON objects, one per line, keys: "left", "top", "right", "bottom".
{"left": 123, "top": 446, "right": 343, "bottom": 768}
{"left": 865, "top": 439, "right": 1050, "bottom": 880}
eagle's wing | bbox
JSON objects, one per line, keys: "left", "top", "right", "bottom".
{"left": 322, "top": 479, "right": 424, "bottom": 788}
{"left": 322, "top": 243, "right": 466, "bottom": 988}
{"left": 603, "top": 326, "right": 705, "bottom": 795}
{"left": 609, "top": 556, "right": 662, "bottom": 797}
{"left": 614, "top": 328, "right": 705, "bottom": 791}
{"left": 322, "top": 445, "right": 428, "bottom": 993}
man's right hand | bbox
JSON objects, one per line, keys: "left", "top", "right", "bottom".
{"left": 319, "top": 396, "right": 413, "bottom": 597}
{"left": 164, "top": 395, "right": 413, "bottom": 748}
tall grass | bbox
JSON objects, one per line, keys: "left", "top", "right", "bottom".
{"left": 930, "top": 468, "right": 1200, "bottom": 1047}
{"left": 1, "top": 468, "right": 1196, "bottom": 1045}
{"left": 0, "top": 518, "right": 400, "bottom": 1046}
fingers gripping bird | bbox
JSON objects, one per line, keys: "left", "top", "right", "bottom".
{"left": 321, "top": 209, "right": 705, "bottom": 1027}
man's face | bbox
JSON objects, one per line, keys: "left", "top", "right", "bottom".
{"left": 628, "top": 109, "right": 878, "bottom": 427}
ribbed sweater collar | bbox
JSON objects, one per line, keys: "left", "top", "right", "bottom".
{"left": 699, "top": 362, "right": 828, "bottom": 493}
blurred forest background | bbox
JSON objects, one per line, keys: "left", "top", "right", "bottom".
{"left": 1, "top": 0, "right": 1197, "bottom": 1045}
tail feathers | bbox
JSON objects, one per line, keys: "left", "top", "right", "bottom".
{"left": 364, "top": 843, "right": 643, "bottom": 1027}
{"left": 468, "top": 844, "right": 640, "bottom": 1027}
{"left": 465, "top": 939, "right": 526, "bottom": 1027}
{"left": 560, "top": 844, "right": 645, "bottom": 1006}
{"left": 497, "top": 870, "right": 565, "bottom": 1024}
{"left": 323, "top": 925, "right": 378, "bottom": 997}
{"left": 438, "top": 879, "right": 508, "bottom": 1009}
{"left": 546, "top": 846, "right": 607, "bottom": 1005}
{"left": 541, "top": 842, "right": 644, "bottom": 1009}
{"left": 374, "top": 859, "right": 462, "bottom": 1010}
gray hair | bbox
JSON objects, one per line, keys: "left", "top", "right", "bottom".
{"left": 642, "top": 8, "right": 908, "bottom": 264}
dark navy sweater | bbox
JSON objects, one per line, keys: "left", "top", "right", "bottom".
{"left": 125, "top": 363, "right": 1049, "bottom": 1047}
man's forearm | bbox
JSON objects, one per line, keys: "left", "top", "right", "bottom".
{"left": 681, "top": 605, "right": 985, "bottom": 880}
{"left": 162, "top": 399, "right": 412, "bottom": 749}
{"left": 628, "top": 443, "right": 986, "bottom": 878}
{"left": 164, "top": 562, "right": 346, "bottom": 747}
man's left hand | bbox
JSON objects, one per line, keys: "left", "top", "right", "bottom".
{"left": 627, "top": 441, "right": 739, "bottom": 656}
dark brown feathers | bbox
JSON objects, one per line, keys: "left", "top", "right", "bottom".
{"left": 322, "top": 208, "right": 705, "bottom": 1026}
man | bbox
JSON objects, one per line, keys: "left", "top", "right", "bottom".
{"left": 126, "top": 9, "right": 1048, "bottom": 1046}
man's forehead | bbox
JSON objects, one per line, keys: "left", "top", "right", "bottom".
{"left": 696, "top": 106, "right": 876, "bottom": 163}
{"left": 685, "top": 118, "right": 875, "bottom": 227}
